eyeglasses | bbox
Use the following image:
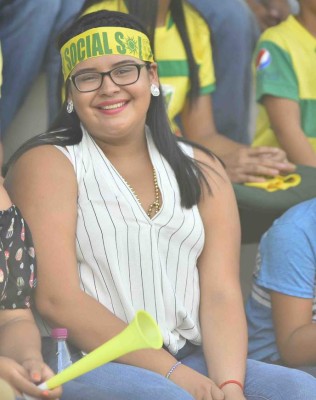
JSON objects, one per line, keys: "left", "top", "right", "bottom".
{"left": 69, "top": 63, "right": 148, "bottom": 93}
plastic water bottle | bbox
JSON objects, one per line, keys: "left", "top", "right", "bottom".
{"left": 50, "top": 327, "right": 73, "bottom": 373}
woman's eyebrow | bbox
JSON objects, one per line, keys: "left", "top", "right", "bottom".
{"left": 74, "top": 60, "right": 139, "bottom": 74}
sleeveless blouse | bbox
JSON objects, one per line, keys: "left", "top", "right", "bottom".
{"left": 0, "top": 205, "right": 36, "bottom": 309}
{"left": 57, "top": 127, "right": 205, "bottom": 354}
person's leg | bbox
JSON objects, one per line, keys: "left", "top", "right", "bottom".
{"left": 245, "top": 359, "right": 316, "bottom": 399}
{"left": 17, "top": 381, "right": 109, "bottom": 400}
{"left": 188, "top": 0, "right": 260, "bottom": 144}
{"left": 61, "top": 380, "right": 112, "bottom": 400}
{"left": 46, "top": 0, "right": 85, "bottom": 124}
{"left": 178, "top": 344, "right": 316, "bottom": 400}
{"left": 73, "top": 361, "right": 195, "bottom": 400}
{"left": 0, "top": 0, "right": 61, "bottom": 135}
{"left": 296, "top": 364, "right": 316, "bottom": 378}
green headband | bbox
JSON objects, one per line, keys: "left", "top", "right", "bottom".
{"left": 61, "top": 27, "right": 154, "bottom": 81}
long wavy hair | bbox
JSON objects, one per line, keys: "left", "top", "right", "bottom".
{"left": 6, "top": 10, "right": 217, "bottom": 208}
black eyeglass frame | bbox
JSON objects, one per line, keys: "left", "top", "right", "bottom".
{"left": 69, "top": 63, "right": 150, "bottom": 93}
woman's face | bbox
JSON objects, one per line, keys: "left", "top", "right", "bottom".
{"left": 68, "top": 54, "right": 159, "bottom": 144}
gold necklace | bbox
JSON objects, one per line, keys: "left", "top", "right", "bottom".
{"left": 126, "top": 168, "right": 161, "bottom": 218}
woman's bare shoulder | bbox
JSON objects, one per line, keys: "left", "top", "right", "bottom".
{"left": 6, "top": 145, "right": 73, "bottom": 181}
{"left": 5, "top": 145, "right": 77, "bottom": 205}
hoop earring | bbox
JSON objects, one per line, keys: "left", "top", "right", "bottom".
{"left": 150, "top": 84, "right": 160, "bottom": 97}
{"left": 67, "top": 100, "right": 74, "bottom": 114}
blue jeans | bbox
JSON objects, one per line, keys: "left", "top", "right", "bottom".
{"left": 64, "top": 343, "right": 316, "bottom": 400}
{"left": 0, "top": 0, "right": 84, "bottom": 136}
{"left": 61, "top": 380, "right": 115, "bottom": 400}
{"left": 188, "top": 0, "right": 260, "bottom": 144}
{"left": 16, "top": 381, "right": 108, "bottom": 400}
{"left": 297, "top": 365, "right": 316, "bottom": 378}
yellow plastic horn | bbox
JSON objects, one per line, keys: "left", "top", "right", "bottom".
{"left": 0, "top": 378, "right": 15, "bottom": 400}
{"left": 39, "top": 310, "right": 163, "bottom": 391}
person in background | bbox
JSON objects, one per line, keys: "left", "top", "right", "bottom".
{"left": 5, "top": 9, "right": 316, "bottom": 400}
{"left": 189, "top": 0, "right": 295, "bottom": 145}
{"left": 0, "top": 183, "right": 62, "bottom": 399}
{"left": 0, "top": 0, "right": 84, "bottom": 137}
{"left": 246, "top": 198, "right": 316, "bottom": 377}
{"left": 251, "top": 0, "right": 316, "bottom": 166}
{"left": 1, "top": 25, "right": 59, "bottom": 400}
{"left": 188, "top": 0, "right": 257, "bottom": 145}
{"left": 0, "top": 183, "right": 110, "bottom": 399}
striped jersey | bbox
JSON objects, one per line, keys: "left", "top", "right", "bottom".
{"left": 252, "top": 15, "right": 316, "bottom": 151}
{"left": 83, "top": 0, "right": 215, "bottom": 134}
{"left": 56, "top": 127, "right": 205, "bottom": 354}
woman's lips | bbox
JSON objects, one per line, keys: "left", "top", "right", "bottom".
{"left": 97, "top": 100, "right": 128, "bottom": 114}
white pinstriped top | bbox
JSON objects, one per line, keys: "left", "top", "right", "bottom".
{"left": 56, "top": 126, "right": 205, "bottom": 354}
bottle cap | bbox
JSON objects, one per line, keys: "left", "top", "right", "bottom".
{"left": 51, "top": 328, "right": 68, "bottom": 339}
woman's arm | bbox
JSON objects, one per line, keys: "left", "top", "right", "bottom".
{"left": 254, "top": 209, "right": 316, "bottom": 367}
{"left": 0, "top": 308, "right": 62, "bottom": 398}
{"left": 6, "top": 145, "right": 224, "bottom": 400}
{"left": 6, "top": 146, "right": 141, "bottom": 355}
{"left": 0, "top": 178, "right": 62, "bottom": 398}
{"left": 0, "top": 180, "right": 12, "bottom": 210}
{"left": 180, "top": 94, "right": 295, "bottom": 183}
{"left": 195, "top": 149, "right": 247, "bottom": 399}
{"left": 271, "top": 292, "right": 316, "bottom": 366}
{"left": 262, "top": 95, "right": 316, "bottom": 166}
{"left": 0, "top": 308, "right": 42, "bottom": 364}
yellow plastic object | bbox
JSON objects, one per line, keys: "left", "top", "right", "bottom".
{"left": 244, "top": 174, "right": 301, "bottom": 192}
{"left": 39, "top": 310, "right": 163, "bottom": 391}
{"left": 0, "top": 378, "right": 15, "bottom": 400}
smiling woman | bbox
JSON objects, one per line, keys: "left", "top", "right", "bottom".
{"left": 4, "top": 9, "right": 316, "bottom": 400}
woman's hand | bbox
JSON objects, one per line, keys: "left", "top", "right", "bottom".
{"left": 221, "top": 383, "right": 246, "bottom": 400}
{"left": 170, "top": 363, "right": 224, "bottom": 400}
{"left": 224, "top": 146, "right": 296, "bottom": 183}
{"left": 0, "top": 356, "right": 62, "bottom": 399}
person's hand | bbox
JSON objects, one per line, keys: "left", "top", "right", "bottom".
{"left": 221, "top": 382, "right": 246, "bottom": 400}
{"left": 223, "top": 146, "right": 296, "bottom": 183}
{"left": 259, "top": 146, "right": 294, "bottom": 166}
{"left": 0, "top": 356, "right": 62, "bottom": 399}
{"left": 169, "top": 363, "right": 224, "bottom": 400}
